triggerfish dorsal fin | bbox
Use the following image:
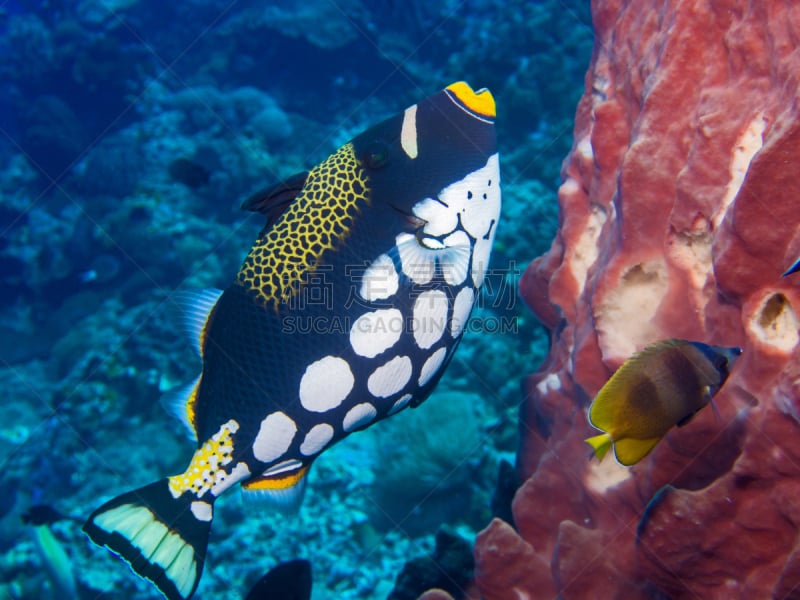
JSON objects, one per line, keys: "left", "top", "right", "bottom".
{"left": 241, "top": 462, "right": 310, "bottom": 515}
{"left": 241, "top": 171, "right": 309, "bottom": 231}
{"left": 161, "top": 374, "right": 202, "bottom": 440}
{"left": 168, "top": 288, "right": 224, "bottom": 358}
{"left": 613, "top": 436, "right": 661, "bottom": 466}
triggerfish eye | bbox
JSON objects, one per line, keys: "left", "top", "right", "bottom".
{"left": 363, "top": 142, "right": 390, "bottom": 169}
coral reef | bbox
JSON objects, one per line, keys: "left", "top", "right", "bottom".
{"left": 474, "top": 1, "right": 800, "bottom": 598}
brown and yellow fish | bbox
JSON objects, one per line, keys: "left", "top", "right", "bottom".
{"left": 585, "top": 339, "right": 741, "bottom": 466}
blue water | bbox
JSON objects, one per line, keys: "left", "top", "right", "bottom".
{"left": 0, "top": 1, "right": 593, "bottom": 598}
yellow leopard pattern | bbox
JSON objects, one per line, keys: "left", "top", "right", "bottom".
{"left": 237, "top": 143, "right": 369, "bottom": 308}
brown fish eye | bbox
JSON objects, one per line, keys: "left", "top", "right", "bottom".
{"left": 364, "top": 143, "right": 389, "bottom": 170}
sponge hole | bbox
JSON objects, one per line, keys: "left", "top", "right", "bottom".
{"left": 749, "top": 292, "right": 799, "bottom": 353}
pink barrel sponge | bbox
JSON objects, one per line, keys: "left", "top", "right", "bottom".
{"left": 476, "top": 1, "right": 800, "bottom": 598}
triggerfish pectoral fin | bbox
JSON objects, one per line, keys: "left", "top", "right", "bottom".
{"left": 613, "top": 437, "right": 661, "bottom": 466}
{"left": 585, "top": 433, "right": 614, "bottom": 461}
{"left": 241, "top": 171, "right": 308, "bottom": 231}
{"left": 83, "top": 479, "right": 213, "bottom": 600}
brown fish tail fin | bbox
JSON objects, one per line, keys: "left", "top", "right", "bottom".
{"left": 585, "top": 433, "right": 613, "bottom": 462}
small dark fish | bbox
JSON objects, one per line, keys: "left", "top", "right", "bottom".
{"left": 245, "top": 559, "right": 311, "bottom": 600}
{"left": 21, "top": 504, "right": 79, "bottom": 526}
{"left": 78, "top": 252, "right": 121, "bottom": 284}
{"left": 585, "top": 339, "right": 742, "bottom": 465}
{"left": 636, "top": 485, "right": 675, "bottom": 542}
{"left": 168, "top": 158, "right": 211, "bottom": 189}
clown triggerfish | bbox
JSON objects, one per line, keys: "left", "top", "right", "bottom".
{"left": 585, "top": 339, "right": 741, "bottom": 466}
{"left": 83, "top": 82, "right": 500, "bottom": 600}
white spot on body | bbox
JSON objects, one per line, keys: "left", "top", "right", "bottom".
{"left": 210, "top": 462, "right": 251, "bottom": 497}
{"left": 450, "top": 287, "right": 475, "bottom": 337}
{"left": 252, "top": 412, "right": 297, "bottom": 463}
{"left": 388, "top": 393, "right": 413, "bottom": 416}
{"left": 350, "top": 308, "right": 403, "bottom": 358}
{"left": 412, "top": 290, "right": 449, "bottom": 349}
{"left": 360, "top": 253, "right": 399, "bottom": 301}
{"left": 262, "top": 459, "right": 303, "bottom": 477}
{"left": 343, "top": 402, "right": 378, "bottom": 432}
{"left": 300, "top": 423, "right": 335, "bottom": 456}
{"left": 419, "top": 347, "right": 448, "bottom": 386}
{"left": 190, "top": 501, "right": 213, "bottom": 522}
{"left": 299, "top": 355, "right": 354, "bottom": 412}
{"left": 368, "top": 355, "right": 412, "bottom": 398}
{"left": 400, "top": 104, "right": 418, "bottom": 159}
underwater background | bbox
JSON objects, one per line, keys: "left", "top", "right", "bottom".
{"left": 0, "top": 1, "right": 594, "bottom": 598}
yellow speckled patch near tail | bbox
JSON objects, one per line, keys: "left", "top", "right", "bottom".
{"left": 168, "top": 419, "right": 243, "bottom": 498}
{"left": 237, "top": 143, "right": 370, "bottom": 308}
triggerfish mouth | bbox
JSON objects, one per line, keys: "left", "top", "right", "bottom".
{"left": 83, "top": 82, "right": 500, "bottom": 600}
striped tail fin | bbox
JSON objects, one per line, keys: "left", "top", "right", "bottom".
{"left": 83, "top": 479, "right": 213, "bottom": 600}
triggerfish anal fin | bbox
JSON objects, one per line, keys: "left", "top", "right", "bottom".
{"left": 83, "top": 479, "right": 213, "bottom": 600}
{"left": 241, "top": 464, "right": 310, "bottom": 514}
{"left": 241, "top": 171, "right": 309, "bottom": 230}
